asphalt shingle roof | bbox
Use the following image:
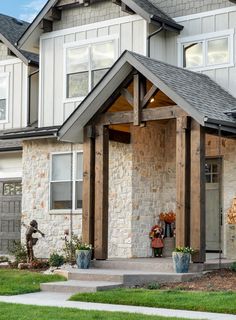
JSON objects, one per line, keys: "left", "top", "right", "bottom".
{"left": 129, "top": 0, "right": 182, "bottom": 29}
{"left": 121, "top": 0, "right": 183, "bottom": 31}
{"left": 129, "top": 51, "right": 236, "bottom": 125}
{"left": 0, "top": 13, "right": 38, "bottom": 64}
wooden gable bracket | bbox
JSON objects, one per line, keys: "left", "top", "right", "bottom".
{"left": 48, "top": 8, "right": 62, "bottom": 21}
{"left": 39, "top": 19, "right": 53, "bottom": 33}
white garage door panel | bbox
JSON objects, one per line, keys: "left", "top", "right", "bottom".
{"left": 0, "top": 152, "right": 22, "bottom": 178}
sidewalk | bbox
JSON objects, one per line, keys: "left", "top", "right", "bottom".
{"left": 0, "top": 292, "right": 236, "bottom": 320}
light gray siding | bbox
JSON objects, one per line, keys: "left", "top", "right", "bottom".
{"left": 0, "top": 59, "right": 28, "bottom": 130}
{"left": 151, "top": 7, "right": 236, "bottom": 97}
{"left": 39, "top": 15, "right": 146, "bottom": 127}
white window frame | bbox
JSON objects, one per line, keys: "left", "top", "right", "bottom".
{"left": 177, "top": 29, "right": 234, "bottom": 72}
{"left": 0, "top": 72, "right": 9, "bottom": 124}
{"left": 49, "top": 151, "right": 83, "bottom": 214}
{"left": 63, "top": 35, "right": 119, "bottom": 104}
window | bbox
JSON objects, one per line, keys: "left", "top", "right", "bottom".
{"left": 65, "top": 38, "right": 117, "bottom": 99}
{"left": 0, "top": 74, "right": 8, "bottom": 122}
{"left": 178, "top": 30, "right": 234, "bottom": 71}
{"left": 50, "top": 152, "right": 83, "bottom": 211}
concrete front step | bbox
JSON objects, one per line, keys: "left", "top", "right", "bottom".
{"left": 40, "top": 280, "right": 123, "bottom": 293}
{"left": 55, "top": 268, "right": 202, "bottom": 287}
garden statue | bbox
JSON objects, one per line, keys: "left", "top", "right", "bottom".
{"left": 149, "top": 224, "right": 164, "bottom": 257}
{"left": 23, "top": 220, "right": 45, "bottom": 262}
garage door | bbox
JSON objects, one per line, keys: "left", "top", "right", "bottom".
{"left": 0, "top": 180, "right": 22, "bottom": 254}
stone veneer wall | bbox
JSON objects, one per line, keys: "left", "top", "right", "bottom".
{"left": 21, "top": 138, "right": 83, "bottom": 258}
{"left": 108, "top": 141, "right": 132, "bottom": 258}
{"left": 131, "top": 120, "right": 176, "bottom": 257}
{"left": 206, "top": 134, "right": 236, "bottom": 258}
{"left": 54, "top": 0, "right": 127, "bottom": 31}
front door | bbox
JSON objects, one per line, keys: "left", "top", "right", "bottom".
{"left": 205, "top": 158, "right": 222, "bottom": 252}
{"left": 0, "top": 180, "right": 22, "bottom": 254}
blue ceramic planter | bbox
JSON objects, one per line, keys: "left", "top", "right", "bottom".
{"left": 76, "top": 250, "right": 92, "bottom": 269}
{"left": 172, "top": 252, "right": 190, "bottom": 273}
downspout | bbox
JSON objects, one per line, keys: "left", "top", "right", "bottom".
{"left": 27, "top": 69, "right": 39, "bottom": 127}
{"left": 147, "top": 23, "right": 165, "bottom": 58}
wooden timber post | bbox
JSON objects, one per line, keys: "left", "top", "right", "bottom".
{"left": 94, "top": 125, "right": 109, "bottom": 259}
{"left": 82, "top": 126, "right": 95, "bottom": 247}
{"left": 176, "top": 116, "right": 190, "bottom": 247}
{"left": 133, "top": 73, "right": 146, "bottom": 126}
{"left": 190, "top": 119, "right": 206, "bottom": 263}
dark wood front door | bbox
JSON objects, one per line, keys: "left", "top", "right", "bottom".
{"left": 0, "top": 180, "right": 22, "bottom": 254}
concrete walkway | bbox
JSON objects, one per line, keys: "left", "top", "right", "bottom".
{"left": 0, "top": 292, "right": 235, "bottom": 320}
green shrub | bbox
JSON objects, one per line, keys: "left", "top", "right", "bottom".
{"left": 230, "top": 262, "right": 236, "bottom": 272}
{"left": 0, "top": 256, "right": 9, "bottom": 263}
{"left": 10, "top": 241, "right": 27, "bottom": 263}
{"left": 147, "top": 282, "right": 161, "bottom": 290}
{"left": 49, "top": 253, "right": 64, "bottom": 268}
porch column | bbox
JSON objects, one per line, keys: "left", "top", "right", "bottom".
{"left": 82, "top": 126, "right": 95, "bottom": 247}
{"left": 176, "top": 116, "right": 190, "bottom": 247}
{"left": 190, "top": 119, "right": 206, "bottom": 263}
{"left": 94, "top": 125, "right": 109, "bottom": 259}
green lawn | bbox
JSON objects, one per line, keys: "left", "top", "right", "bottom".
{"left": 70, "top": 288, "right": 236, "bottom": 314}
{"left": 0, "top": 269, "right": 65, "bottom": 295}
{"left": 0, "top": 302, "right": 192, "bottom": 320}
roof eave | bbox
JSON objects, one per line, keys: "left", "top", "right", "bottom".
{"left": 17, "top": 0, "right": 58, "bottom": 48}
{"left": 0, "top": 34, "right": 29, "bottom": 65}
{"left": 151, "top": 16, "right": 183, "bottom": 32}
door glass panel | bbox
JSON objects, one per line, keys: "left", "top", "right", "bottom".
{"left": 76, "top": 181, "right": 83, "bottom": 209}
{"left": 207, "top": 38, "right": 228, "bottom": 65}
{"left": 76, "top": 153, "right": 83, "bottom": 180}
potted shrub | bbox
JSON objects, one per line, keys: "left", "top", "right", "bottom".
{"left": 75, "top": 242, "right": 92, "bottom": 269}
{"left": 172, "top": 246, "right": 195, "bottom": 273}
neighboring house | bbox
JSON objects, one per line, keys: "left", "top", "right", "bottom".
{"left": 0, "top": 14, "right": 39, "bottom": 254}
{"left": 3, "top": 0, "right": 236, "bottom": 262}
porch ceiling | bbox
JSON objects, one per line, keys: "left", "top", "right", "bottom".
{"left": 58, "top": 51, "right": 236, "bottom": 143}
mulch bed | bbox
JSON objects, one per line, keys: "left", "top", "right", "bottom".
{"left": 160, "top": 269, "right": 236, "bottom": 291}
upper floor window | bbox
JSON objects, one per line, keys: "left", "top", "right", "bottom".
{"left": 50, "top": 152, "right": 83, "bottom": 211}
{"left": 0, "top": 74, "right": 8, "bottom": 122}
{"left": 65, "top": 37, "right": 117, "bottom": 100}
{"left": 178, "top": 30, "right": 234, "bottom": 71}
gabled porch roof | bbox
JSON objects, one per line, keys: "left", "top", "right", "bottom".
{"left": 58, "top": 50, "right": 236, "bottom": 143}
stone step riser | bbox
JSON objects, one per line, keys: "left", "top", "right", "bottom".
{"left": 41, "top": 283, "right": 97, "bottom": 293}
{"left": 68, "top": 273, "right": 124, "bottom": 282}
{"left": 91, "top": 261, "right": 175, "bottom": 272}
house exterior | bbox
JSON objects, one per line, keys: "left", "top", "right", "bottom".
{"left": 0, "top": 14, "right": 39, "bottom": 254}
{"left": 2, "top": 0, "right": 236, "bottom": 262}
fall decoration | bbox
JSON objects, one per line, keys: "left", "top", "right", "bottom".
{"left": 159, "top": 211, "right": 176, "bottom": 223}
{"left": 227, "top": 197, "right": 236, "bottom": 224}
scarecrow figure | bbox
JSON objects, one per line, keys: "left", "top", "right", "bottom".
{"left": 149, "top": 225, "right": 164, "bottom": 257}
{"left": 24, "top": 220, "right": 45, "bottom": 262}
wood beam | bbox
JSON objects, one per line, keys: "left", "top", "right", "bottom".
{"left": 39, "top": 19, "right": 53, "bottom": 33}
{"left": 133, "top": 74, "right": 142, "bottom": 126}
{"left": 142, "top": 85, "right": 159, "bottom": 109}
{"left": 176, "top": 116, "right": 190, "bottom": 248}
{"left": 121, "top": 88, "right": 133, "bottom": 107}
{"left": 82, "top": 127, "right": 95, "bottom": 248}
{"left": 109, "top": 129, "right": 131, "bottom": 144}
{"left": 190, "top": 119, "right": 206, "bottom": 263}
{"left": 97, "top": 105, "right": 185, "bottom": 125}
{"left": 94, "top": 125, "right": 109, "bottom": 260}
{"left": 48, "top": 8, "right": 61, "bottom": 21}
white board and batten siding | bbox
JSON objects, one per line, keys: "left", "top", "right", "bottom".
{"left": 39, "top": 15, "right": 147, "bottom": 127}
{"left": 0, "top": 59, "right": 28, "bottom": 131}
{"left": 151, "top": 6, "right": 236, "bottom": 97}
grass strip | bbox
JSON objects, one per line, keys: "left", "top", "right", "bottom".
{"left": 0, "top": 302, "right": 195, "bottom": 320}
{"left": 70, "top": 288, "right": 236, "bottom": 314}
{"left": 0, "top": 269, "right": 65, "bottom": 295}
